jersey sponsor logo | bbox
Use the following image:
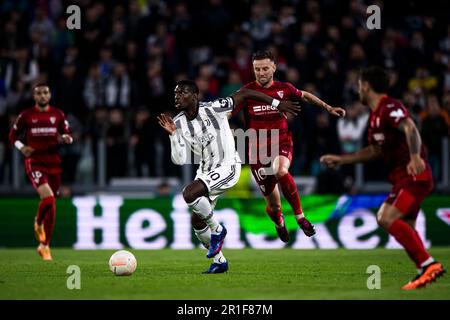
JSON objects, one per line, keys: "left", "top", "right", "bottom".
{"left": 194, "top": 132, "right": 215, "bottom": 147}
{"left": 389, "top": 109, "right": 405, "bottom": 122}
{"left": 50, "top": 117, "right": 56, "bottom": 124}
{"left": 277, "top": 90, "right": 284, "bottom": 98}
{"left": 253, "top": 105, "right": 278, "bottom": 112}
{"left": 31, "top": 127, "right": 58, "bottom": 134}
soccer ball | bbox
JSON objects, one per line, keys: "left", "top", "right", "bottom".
{"left": 109, "top": 250, "right": 137, "bottom": 276}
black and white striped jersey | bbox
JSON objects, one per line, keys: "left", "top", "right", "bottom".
{"left": 169, "top": 97, "right": 241, "bottom": 173}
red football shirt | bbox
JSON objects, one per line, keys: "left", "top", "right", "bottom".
{"left": 367, "top": 96, "right": 430, "bottom": 184}
{"left": 9, "top": 105, "right": 71, "bottom": 174}
{"left": 232, "top": 81, "right": 303, "bottom": 162}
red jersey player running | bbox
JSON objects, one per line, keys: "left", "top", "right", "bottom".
{"left": 232, "top": 50, "right": 346, "bottom": 242}
{"left": 9, "top": 84, "right": 73, "bottom": 260}
{"left": 321, "top": 67, "right": 445, "bottom": 290}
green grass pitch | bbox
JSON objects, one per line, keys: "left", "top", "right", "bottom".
{"left": 0, "top": 248, "right": 449, "bottom": 299}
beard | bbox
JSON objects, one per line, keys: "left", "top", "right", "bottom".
{"left": 37, "top": 101, "right": 48, "bottom": 108}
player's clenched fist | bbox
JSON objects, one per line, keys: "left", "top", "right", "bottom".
{"left": 320, "top": 154, "right": 342, "bottom": 168}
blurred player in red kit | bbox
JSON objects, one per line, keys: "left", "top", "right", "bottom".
{"left": 232, "top": 50, "right": 346, "bottom": 242}
{"left": 321, "top": 67, "right": 445, "bottom": 289}
{"left": 9, "top": 84, "right": 73, "bottom": 260}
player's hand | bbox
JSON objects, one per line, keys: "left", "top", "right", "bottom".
{"left": 278, "top": 101, "right": 301, "bottom": 116}
{"left": 20, "top": 146, "right": 34, "bottom": 157}
{"left": 328, "top": 107, "right": 346, "bottom": 117}
{"left": 62, "top": 134, "right": 73, "bottom": 144}
{"left": 320, "top": 154, "right": 342, "bottom": 168}
{"left": 407, "top": 154, "right": 426, "bottom": 176}
{"left": 157, "top": 113, "right": 177, "bottom": 135}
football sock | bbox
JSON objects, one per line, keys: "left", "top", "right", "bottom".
{"left": 42, "top": 196, "right": 56, "bottom": 246}
{"left": 420, "top": 257, "right": 435, "bottom": 269}
{"left": 265, "top": 205, "right": 283, "bottom": 226}
{"left": 194, "top": 226, "right": 211, "bottom": 249}
{"left": 36, "top": 196, "right": 55, "bottom": 225}
{"left": 194, "top": 226, "right": 226, "bottom": 264}
{"left": 388, "top": 219, "right": 430, "bottom": 268}
{"left": 189, "top": 196, "right": 223, "bottom": 234}
{"left": 277, "top": 173, "right": 303, "bottom": 216}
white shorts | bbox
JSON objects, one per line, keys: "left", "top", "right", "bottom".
{"left": 195, "top": 164, "right": 241, "bottom": 205}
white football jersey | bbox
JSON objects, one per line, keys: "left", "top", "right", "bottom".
{"left": 170, "top": 97, "right": 241, "bottom": 173}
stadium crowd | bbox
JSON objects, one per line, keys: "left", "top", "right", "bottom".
{"left": 0, "top": 0, "right": 449, "bottom": 192}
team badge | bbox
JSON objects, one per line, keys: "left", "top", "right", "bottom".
{"left": 50, "top": 117, "right": 56, "bottom": 124}
{"left": 277, "top": 91, "right": 284, "bottom": 98}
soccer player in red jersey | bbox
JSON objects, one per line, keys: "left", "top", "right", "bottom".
{"left": 9, "top": 84, "right": 73, "bottom": 260}
{"left": 321, "top": 67, "right": 445, "bottom": 290}
{"left": 232, "top": 50, "right": 346, "bottom": 242}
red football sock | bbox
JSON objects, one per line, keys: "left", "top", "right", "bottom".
{"left": 36, "top": 196, "right": 55, "bottom": 225}
{"left": 388, "top": 219, "right": 430, "bottom": 268}
{"left": 277, "top": 173, "right": 303, "bottom": 216}
{"left": 40, "top": 196, "right": 56, "bottom": 246}
{"left": 265, "top": 205, "right": 282, "bottom": 226}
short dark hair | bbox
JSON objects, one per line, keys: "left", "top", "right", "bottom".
{"left": 359, "top": 66, "right": 389, "bottom": 93}
{"left": 252, "top": 50, "right": 275, "bottom": 62}
{"left": 33, "top": 83, "right": 49, "bottom": 90}
{"left": 176, "top": 79, "right": 199, "bottom": 94}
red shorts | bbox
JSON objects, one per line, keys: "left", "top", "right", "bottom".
{"left": 250, "top": 140, "right": 293, "bottom": 196}
{"left": 385, "top": 169, "right": 433, "bottom": 220}
{"left": 25, "top": 162, "right": 61, "bottom": 196}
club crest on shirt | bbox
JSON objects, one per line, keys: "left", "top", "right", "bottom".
{"left": 277, "top": 90, "right": 284, "bottom": 98}
{"left": 50, "top": 117, "right": 56, "bottom": 124}
{"left": 32, "top": 118, "right": 38, "bottom": 123}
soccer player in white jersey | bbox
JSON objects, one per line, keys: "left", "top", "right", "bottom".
{"left": 158, "top": 80, "right": 300, "bottom": 273}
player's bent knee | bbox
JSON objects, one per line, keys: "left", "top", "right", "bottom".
{"left": 182, "top": 186, "right": 196, "bottom": 204}
{"left": 377, "top": 212, "right": 393, "bottom": 229}
{"left": 267, "top": 203, "right": 281, "bottom": 213}
{"left": 274, "top": 167, "right": 289, "bottom": 179}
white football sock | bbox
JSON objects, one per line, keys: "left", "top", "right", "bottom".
{"left": 295, "top": 213, "right": 305, "bottom": 221}
{"left": 188, "top": 196, "right": 223, "bottom": 234}
{"left": 194, "top": 226, "right": 226, "bottom": 264}
{"left": 420, "top": 257, "right": 435, "bottom": 268}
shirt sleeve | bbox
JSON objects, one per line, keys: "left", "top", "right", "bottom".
{"left": 286, "top": 82, "right": 303, "bottom": 99}
{"left": 382, "top": 102, "right": 409, "bottom": 129}
{"left": 58, "top": 110, "right": 71, "bottom": 134}
{"left": 169, "top": 131, "right": 187, "bottom": 165}
{"left": 8, "top": 112, "right": 25, "bottom": 146}
{"left": 211, "top": 97, "right": 235, "bottom": 114}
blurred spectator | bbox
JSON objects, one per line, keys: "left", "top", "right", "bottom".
{"left": 130, "top": 108, "right": 155, "bottom": 177}
{"left": 105, "top": 62, "right": 131, "bottom": 109}
{"left": 337, "top": 102, "right": 369, "bottom": 189}
{"left": 106, "top": 108, "right": 128, "bottom": 181}
{"left": 420, "top": 95, "right": 450, "bottom": 181}
{"left": 83, "top": 64, "right": 106, "bottom": 110}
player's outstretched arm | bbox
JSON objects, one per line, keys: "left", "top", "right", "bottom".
{"left": 320, "top": 145, "right": 382, "bottom": 168}
{"left": 157, "top": 113, "right": 186, "bottom": 165}
{"left": 398, "top": 118, "right": 426, "bottom": 176}
{"left": 301, "top": 91, "right": 346, "bottom": 117}
{"left": 231, "top": 89, "right": 301, "bottom": 115}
